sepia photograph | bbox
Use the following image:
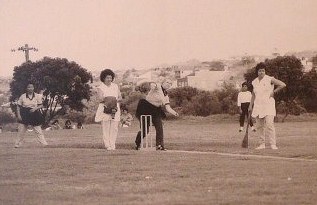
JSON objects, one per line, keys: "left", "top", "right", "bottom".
{"left": 0, "top": 0, "right": 317, "bottom": 204}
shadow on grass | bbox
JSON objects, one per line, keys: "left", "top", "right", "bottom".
{"left": 45, "top": 142, "right": 136, "bottom": 151}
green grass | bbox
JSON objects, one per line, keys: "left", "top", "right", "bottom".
{"left": 0, "top": 117, "right": 317, "bottom": 205}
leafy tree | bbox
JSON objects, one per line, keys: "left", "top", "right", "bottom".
{"left": 183, "top": 91, "right": 221, "bottom": 116}
{"left": 168, "top": 86, "right": 199, "bottom": 107}
{"left": 301, "top": 68, "right": 317, "bottom": 112}
{"left": 202, "top": 61, "right": 225, "bottom": 71}
{"left": 312, "top": 55, "right": 317, "bottom": 69}
{"left": 10, "top": 57, "right": 92, "bottom": 125}
{"left": 0, "top": 110, "right": 16, "bottom": 124}
{"left": 212, "top": 82, "right": 239, "bottom": 114}
{"left": 244, "top": 56, "right": 305, "bottom": 121}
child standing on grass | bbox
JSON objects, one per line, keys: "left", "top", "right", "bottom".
{"left": 237, "top": 82, "right": 255, "bottom": 132}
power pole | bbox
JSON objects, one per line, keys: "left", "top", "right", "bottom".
{"left": 11, "top": 44, "right": 38, "bottom": 62}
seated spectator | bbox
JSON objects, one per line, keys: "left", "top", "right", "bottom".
{"left": 120, "top": 107, "right": 133, "bottom": 127}
{"left": 64, "top": 120, "right": 73, "bottom": 129}
{"left": 77, "top": 122, "right": 84, "bottom": 129}
{"left": 51, "top": 120, "right": 62, "bottom": 130}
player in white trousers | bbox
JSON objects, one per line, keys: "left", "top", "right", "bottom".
{"left": 249, "top": 63, "right": 286, "bottom": 150}
{"left": 95, "top": 69, "right": 122, "bottom": 150}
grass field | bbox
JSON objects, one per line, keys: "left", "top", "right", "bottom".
{"left": 0, "top": 116, "right": 317, "bottom": 205}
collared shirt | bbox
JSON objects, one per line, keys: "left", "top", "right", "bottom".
{"left": 145, "top": 83, "right": 169, "bottom": 107}
{"left": 251, "top": 75, "right": 276, "bottom": 118}
{"left": 97, "top": 82, "right": 122, "bottom": 101}
{"left": 95, "top": 82, "right": 122, "bottom": 122}
{"left": 237, "top": 91, "right": 252, "bottom": 106}
{"left": 18, "top": 93, "right": 43, "bottom": 108}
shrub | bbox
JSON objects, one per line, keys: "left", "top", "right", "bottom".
{"left": 0, "top": 110, "right": 16, "bottom": 124}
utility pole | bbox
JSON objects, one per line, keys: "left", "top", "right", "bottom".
{"left": 11, "top": 44, "right": 38, "bottom": 62}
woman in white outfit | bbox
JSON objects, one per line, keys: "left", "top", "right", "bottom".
{"left": 249, "top": 63, "right": 286, "bottom": 150}
{"left": 95, "top": 69, "right": 122, "bottom": 150}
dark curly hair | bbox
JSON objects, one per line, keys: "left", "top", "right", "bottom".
{"left": 100, "top": 69, "right": 115, "bottom": 82}
{"left": 255, "top": 62, "right": 267, "bottom": 73}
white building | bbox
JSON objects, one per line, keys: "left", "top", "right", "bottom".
{"left": 177, "top": 69, "right": 232, "bottom": 91}
{"left": 300, "top": 57, "right": 313, "bottom": 72}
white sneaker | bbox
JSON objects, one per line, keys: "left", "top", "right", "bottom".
{"left": 239, "top": 127, "right": 243, "bottom": 132}
{"left": 255, "top": 144, "right": 265, "bottom": 150}
{"left": 270, "top": 145, "right": 278, "bottom": 150}
{"left": 14, "top": 141, "right": 22, "bottom": 148}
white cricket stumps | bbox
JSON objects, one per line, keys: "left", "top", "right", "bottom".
{"left": 140, "top": 115, "right": 155, "bottom": 151}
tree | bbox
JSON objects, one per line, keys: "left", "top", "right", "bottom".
{"left": 10, "top": 57, "right": 92, "bottom": 125}
{"left": 301, "top": 68, "right": 317, "bottom": 112}
{"left": 312, "top": 55, "right": 317, "bottom": 69}
{"left": 212, "top": 82, "right": 239, "bottom": 114}
{"left": 168, "top": 86, "right": 199, "bottom": 108}
{"left": 244, "top": 56, "right": 305, "bottom": 121}
{"left": 187, "top": 91, "right": 221, "bottom": 116}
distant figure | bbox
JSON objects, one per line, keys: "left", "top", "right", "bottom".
{"left": 64, "top": 120, "right": 73, "bottom": 129}
{"left": 237, "top": 82, "right": 255, "bottom": 132}
{"left": 14, "top": 83, "right": 48, "bottom": 148}
{"left": 51, "top": 120, "right": 62, "bottom": 130}
{"left": 77, "top": 122, "right": 84, "bottom": 129}
{"left": 120, "top": 107, "right": 133, "bottom": 127}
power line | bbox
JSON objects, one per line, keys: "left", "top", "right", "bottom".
{"left": 11, "top": 44, "right": 38, "bottom": 62}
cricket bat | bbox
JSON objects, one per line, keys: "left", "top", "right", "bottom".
{"left": 241, "top": 112, "right": 251, "bottom": 148}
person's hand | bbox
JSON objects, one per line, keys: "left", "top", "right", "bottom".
{"left": 30, "top": 107, "right": 38, "bottom": 112}
{"left": 248, "top": 105, "right": 253, "bottom": 113}
{"left": 239, "top": 108, "right": 242, "bottom": 114}
{"left": 17, "top": 115, "right": 22, "bottom": 122}
{"left": 174, "top": 112, "right": 179, "bottom": 117}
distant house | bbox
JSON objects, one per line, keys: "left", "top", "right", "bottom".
{"left": 300, "top": 57, "right": 313, "bottom": 72}
{"left": 176, "top": 69, "right": 232, "bottom": 91}
{"left": 135, "top": 70, "right": 154, "bottom": 85}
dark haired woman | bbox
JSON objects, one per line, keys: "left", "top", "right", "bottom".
{"left": 15, "top": 83, "right": 48, "bottom": 148}
{"left": 95, "top": 69, "right": 122, "bottom": 150}
{"left": 249, "top": 63, "right": 286, "bottom": 150}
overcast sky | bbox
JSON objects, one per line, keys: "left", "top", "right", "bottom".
{"left": 1, "top": 0, "right": 317, "bottom": 77}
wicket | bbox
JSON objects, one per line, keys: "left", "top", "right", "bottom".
{"left": 140, "top": 115, "right": 155, "bottom": 150}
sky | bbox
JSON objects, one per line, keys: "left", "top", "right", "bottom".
{"left": 1, "top": 0, "right": 317, "bottom": 77}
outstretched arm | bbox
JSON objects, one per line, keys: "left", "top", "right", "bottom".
{"left": 165, "top": 104, "right": 179, "bottom": 117}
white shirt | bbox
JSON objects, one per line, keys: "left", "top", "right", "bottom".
{"left": 18, "top": 93, "right": 43, "bottom": 108}
{"left": 95, "top": 82, "right": 122, "bottom": 122}
{"left": 251, "top": 75, "right": 276, "bottom": 118}
{"left": 237, "top": 91, "right": 252, "bottom": 106}
{"left": 145, "top": 83, "right": 170, "bottom": 107}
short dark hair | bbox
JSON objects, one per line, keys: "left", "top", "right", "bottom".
{"left": 100, "top": 69, "right": 115, "bottom": 82}
{"left": 255, "top": 62, "right": 267, "bottom": 73}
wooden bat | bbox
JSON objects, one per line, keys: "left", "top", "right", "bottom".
{"left": 241, "top": 111, "right": 251, "bottom": 148}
